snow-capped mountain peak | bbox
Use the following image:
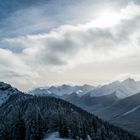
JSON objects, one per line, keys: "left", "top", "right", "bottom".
{"left": 29, "top": 84, "right": 95, "bottom": 96}
{"left": 89, "top": 78, "right": 140, "bottom": 98}
{"left": 29, "top": 78, "right": 140, "bottom": 99}
{"left": 121, "top": 78, "right": 136, "bottom": 86}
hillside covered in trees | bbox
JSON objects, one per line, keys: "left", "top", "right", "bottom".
{"left": 0, "top": 91, "right": 139, "bottom": 140}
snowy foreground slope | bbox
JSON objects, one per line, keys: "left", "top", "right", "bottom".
{"left": 43, "top": 132, "right": 73, "bottom": 140}
{"left": 43, "top": 132, "right": 91, "bottom": 140}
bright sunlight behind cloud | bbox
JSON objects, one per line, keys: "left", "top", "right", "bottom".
{"left": 0, "top": 0, "right": 140, "bottom": 90}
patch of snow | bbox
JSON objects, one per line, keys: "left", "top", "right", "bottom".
{"left": 47, "top": 90, "right": 52, "bottom": 94}
{"left": 76, "top": 90, "right": 83, "bottom": 94}
{"left": 43, "top": 132, "right": 73, "bottom": 140}
{"left": 122, "top": 105, "right": 140, "bottom": 116}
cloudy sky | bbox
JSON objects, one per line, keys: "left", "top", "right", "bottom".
{"left": 0, "top": 0, "right": 140, "bottom": 91}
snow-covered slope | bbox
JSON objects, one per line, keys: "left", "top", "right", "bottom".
{"left": 29, "top": 84, "right": 94, "bottom": 96}
{"left": 43, "top": 132, "right": 92, "bottom": 140}
{"left": 0, "top": 82, "right": 20, "bottom": 106}
{"left": 122, "top": 105, "right": 140, "bottom": 116}
{"left": 88, "top": 78, "right": 140, "bottom": 99}
{"left": 43, "top": 132, "right": 73, "bottom": 140}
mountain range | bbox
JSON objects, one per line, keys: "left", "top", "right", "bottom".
{"left": 0, "top": 82, "right": 139, "bottom": 140}
{"left": 28, "top": 78, "right": 140, "bottom": 137}
{"left": 29, "top": 84, "right": 94, "bottom": 97}
{"left": 29, "top": 78, "right": 140, "bottom": 99}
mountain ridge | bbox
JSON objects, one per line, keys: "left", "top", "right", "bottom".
{"left": 29, "top": 78, "right": 140, "bottom": 99}
{"left": 0, "top": 82, "right": 22, "bottom": 106}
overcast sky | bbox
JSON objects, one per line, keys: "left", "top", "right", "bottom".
{"left": 0, "top": 0, "right": 140, "bottom": 91}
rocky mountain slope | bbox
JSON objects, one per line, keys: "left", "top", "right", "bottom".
{"left": 0, "top": 82, "right": 22, "bottom": 106}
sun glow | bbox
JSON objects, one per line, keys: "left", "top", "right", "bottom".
{"left": 88, "top": 11, "right": 121, "bottom": 28}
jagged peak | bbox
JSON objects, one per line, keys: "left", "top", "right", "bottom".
{"left": 0, "top": 81, "right": 22, "bottom": 94}
{"left": 0, "top": 82, "right": 12, "bottom": 90}
{"left": 122, "top": 78, "right": 135, "bottom": 83}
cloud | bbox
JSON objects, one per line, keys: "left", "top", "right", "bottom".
{"left": 3, "top": 2, "right": 140, "bottom": 66}
{"left": 0, "top": 1, "right": 140, "bottom": 90}
{"left": 0, "top": 0, "right": 101, "bottom": 38}
{"left": 0, "top": 48, "right": 39, "bottom": 90}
